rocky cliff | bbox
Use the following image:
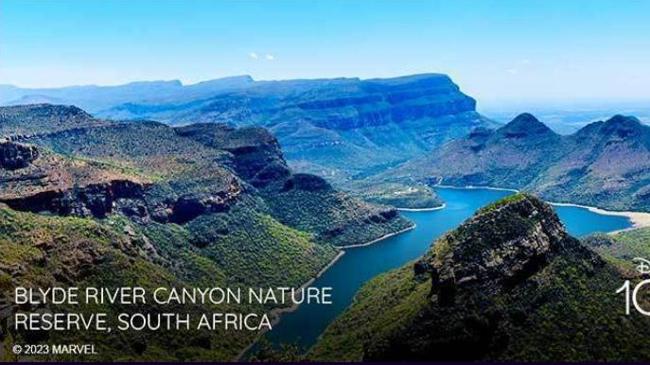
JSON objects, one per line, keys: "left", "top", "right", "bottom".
{"left": 3, "top": 75, "right": 494, "bottom": 208}
{"left": 0, "top": 141, "right": 154, "bottom": 218}
{"left": 0, "top": 141, "right": 39, "bottom": 170}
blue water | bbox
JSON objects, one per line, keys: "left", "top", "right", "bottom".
{"left": 259, "top": 188, "right": 632, "bottom": 352}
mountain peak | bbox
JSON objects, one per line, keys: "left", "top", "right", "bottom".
{"left": 417, "top": 194, "right": 568, "bottom": 301}
{"left": 602, "top": 114, "right": 643, "bottom": 131}
{"left": 498, "top": 113, "right": 555, "bottom": 138}
{"left": 575, "top": 114, "right": 647, "bottom": 141}
{"left": 605, "top": 114, "right": 640, "bottom": 125}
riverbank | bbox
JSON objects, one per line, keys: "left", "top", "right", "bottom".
{"left": 234, "top": 249, "right": 345, "bottom": 361}
{"left": 434, "top": 184, "right": 519, "bottom": 193}
{"left": 234, "top": 223, "right": 417, "bottom": 360}
{"left": 549, "top": 201, "right": 650, "bottom": 231}
{"left": 337, "top": 224, "right": 417, "bottom": 249}
{"left": 397, "top": 203, "right": 446, "bottom": 212}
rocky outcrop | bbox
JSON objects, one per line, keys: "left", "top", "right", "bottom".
{"left": 2, "top": 176, "right": 244, "bottom": 224}
{"left": 175, "top": 123, "right": 290, "bottom": 187}
{"left": 0, "top": 141, "right": 39, "bottom": 170}
{"left": 417, "top": 195, "right": 571, "bottom": 305}
{"left": 166, "top": 181, "right": 243, "bottom": 224}
{"left": 2, "top": 179, "right": 146, "bottom": 218}
{"left": 311, "top": 194, "right": 640, "bottom": 362}
{"left": 282, "top": 173, "right": 332, "bottom": 192}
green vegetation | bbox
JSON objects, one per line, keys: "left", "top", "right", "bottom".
{"left": 583, "top": 228, "right": 650, "bottom": 273}
{"left": 477, "top": 193, "right": 527, "bottom": 214}
{"left": 348, "top": 182, "right": 443, "bottom": 210}
{"left": 0, "top": 205, "right": 337, "bottom": 361}
{"left": 308, "top": 265, "right": 428, "bottom": 361}
{"left": 264, "top": 189, "right": 412, "bottom": 247}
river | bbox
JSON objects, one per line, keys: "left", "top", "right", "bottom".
{"left": 257, "top": 187, "right": 632, "bottom": 353}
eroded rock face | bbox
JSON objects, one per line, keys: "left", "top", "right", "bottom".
{"left": 419, "top": 195, "right": 570, "bottom": 304}
{"left": 168, "top": 181, "right": 242, "bottom": 224}
{"left": 2, "top": 180, "right": 146, "bottom": 218}
{"left": 0, "top": 141, "right": 39, "bottom": 170}
{"left": 175, "top": 123, "right": 288, "bottom": 187}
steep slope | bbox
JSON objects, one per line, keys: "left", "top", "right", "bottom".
{"left": 379, "top": 113, "right": 650, "bottom": 211}
{"left": 310, "top": 194, "right": 650, "bottom": 361}
{"left": 174, "top": 123, "right": 413, "bottom": 246}
{"left": 534, "top": 115, "right": 650, "bottom": 210}
{"left": 0, "top": 206, "right": 291, "bottom": 361}
{"left": 106, "top": 74, "right": 493, "bottom": 184}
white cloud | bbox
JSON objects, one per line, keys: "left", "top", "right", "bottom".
{"left": 249, "top": 52, "right": 258, "bottom": 59}
{"left": 265, "top": 54, "right": 275, "bottom": 61}
{"left": 506, "top": 68, "right": 519, "bottom": 75}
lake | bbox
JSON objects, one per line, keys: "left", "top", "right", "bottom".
{"left": 257, "top": 187, "right": 632, "bottom": 353}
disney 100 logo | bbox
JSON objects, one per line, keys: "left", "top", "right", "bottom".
{"left": 617, "top": 258, "right": 650, "bottom": 315}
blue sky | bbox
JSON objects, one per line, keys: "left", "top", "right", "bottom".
{"left": 1, "top": 0, "right": 649, "bottom": 106}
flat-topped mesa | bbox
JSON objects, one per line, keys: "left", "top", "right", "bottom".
{"left": 0, "top": 141, "right": 39, "bottom": 170}
{"left": 0, "top": 103, "right": 110, "bottom": 137}
{"left": 416, "top": 194, "right": 571, "bottom": 304}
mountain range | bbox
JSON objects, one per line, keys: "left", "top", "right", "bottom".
{"left": 372, "top": 113, "right": 650, "bottom": 212}
{"left": 1, "top": 75, "right": 496, "bottom": 191}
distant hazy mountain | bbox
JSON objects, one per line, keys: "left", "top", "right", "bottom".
{"left": 0, "top": 75, "right": 255, "bottom": 111}
{"left": 482, "top": 103, "right": 650, "bottom": 134}
{"left": 1, "top": 74, "right": 496, "bottom": 185}
{"left": 375, "top": 113, "right": 650, "bottom": 212}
